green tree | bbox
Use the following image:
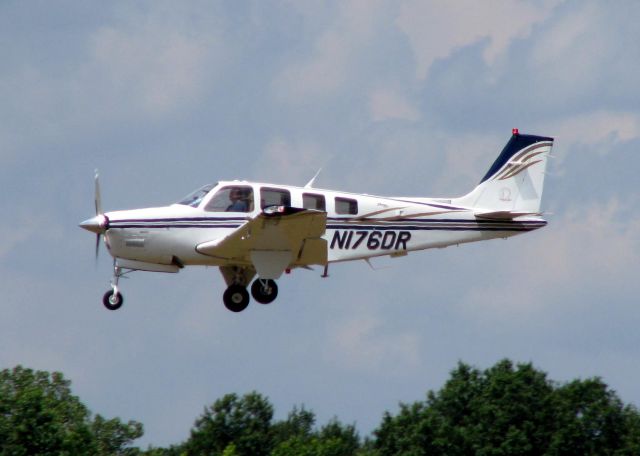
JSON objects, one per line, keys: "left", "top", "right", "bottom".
{"left": 271, "top": 417, "right": 361, "bottom": 456}
{"left": 0, "top": 365, "right": 143, "bottom": 456}
{"left": 547, "top": 378, "right": 640, "bottom": 455}
{"left": 185, "top": 392, "right": 274, "bottom": 456}
{"left": 374, "top": 359, "right": 640, "bottom": 455}
{"left": 92, "top": 414, "right": 144, "bottom": 456}
{"left": 271, "top": 405, "right": 316, "bottom": 448}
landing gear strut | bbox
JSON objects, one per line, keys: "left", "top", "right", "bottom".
{"left": 103, "top": 261, "right": 126, "bottom": 311}
{"left": 251, "top": 279, "right": 278, "bottom": 304}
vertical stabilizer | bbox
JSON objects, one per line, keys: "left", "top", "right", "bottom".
{"left": 454, "top": 130, "right": 554, "bottom": 214}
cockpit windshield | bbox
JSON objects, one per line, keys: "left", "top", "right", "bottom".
{"left": 177, "top": 184, "right": 216, "bottom": 207}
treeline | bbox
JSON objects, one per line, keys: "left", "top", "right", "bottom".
{"left": 2, "top": 360, "right": 640, "bottom": 455}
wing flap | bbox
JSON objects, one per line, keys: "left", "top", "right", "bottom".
{"left": 196, "top": 208, "right": 327, "bottom": 277}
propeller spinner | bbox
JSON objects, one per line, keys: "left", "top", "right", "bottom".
{"left": 79, "top": 171, "right": 108, "bottom": 259}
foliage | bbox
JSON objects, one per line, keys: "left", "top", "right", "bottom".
{"left": 185, "top": 392, "right": 274, "bottom": 456}
{"left": 183, "top": 392, "right": 361, "bottom": 456}
{"left": 3, "top": 360, "right": 640, "bottom": 455}
{"left": 374, "top": 359, "right": 640, "bottom": 455}
{"left": 0, "top": 365, "right": 143, "bottom": 455}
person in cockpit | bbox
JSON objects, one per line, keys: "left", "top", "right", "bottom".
{"left": 226, "top": 187, "right": 250, "bottom": 212}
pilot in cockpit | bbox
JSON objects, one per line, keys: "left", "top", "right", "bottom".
{"left": 226, "top": 187, "right": 250, "bottom": 212}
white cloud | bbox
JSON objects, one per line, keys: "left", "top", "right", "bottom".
{"left": 0, "top": 3, "right": 229, "bottom": 156}
{"left": 87, "top": 8, "right": 223, "bottom": 116}
{"left": 253, "top": 137, "right": 328, "bottom": 186}
{"left": 396, "top": 0, "right": 559, "bottom": 79}
{"left": 273, "top": 0, "right": 385, "bottom": 101}
{"left": 369, "top": 88, "right": 420, "bottom": 122}
{"left": 325, "top": 313, "right": 421, "bottom": 373}
{"left": 529, "top": 2, "right": 606, "bottom": 96}
{"left": 431, "top": 132, "right": 504, "bottom": 196}
{"left": 540, "top": 110, "right": 640, "bottom": 151}
{"left": 457, "top": 198, "right": 640, "bottom": 324}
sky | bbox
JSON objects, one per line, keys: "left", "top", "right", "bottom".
{"left": 2, "top": 0, "right": 640, "bottom": 448}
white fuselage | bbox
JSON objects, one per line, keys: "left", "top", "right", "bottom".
{"left": 103, "top": 181, "right": 546, "bottom": 269}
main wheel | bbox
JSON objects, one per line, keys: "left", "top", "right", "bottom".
{"left": 251, "top": 279, "right": 278, "bottom": 304}
{"left": 102, "top": 289, "right": 124, "bottom": 311}
{"left": 223, "top": 285, "right": 250, "bottom": 312}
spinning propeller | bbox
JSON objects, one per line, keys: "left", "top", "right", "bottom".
{"left": 79, "top": 170, "right": 109, "bottom": 260}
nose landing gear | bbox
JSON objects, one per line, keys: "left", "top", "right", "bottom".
{"left": 102, "top": 261, "right": 127, "bottom": 311}
{"left": 103, "top": 288, "right": 124, "bottom": 310}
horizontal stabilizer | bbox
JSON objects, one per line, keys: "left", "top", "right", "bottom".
{"left": 475, "top": 210, "right": 541, "bottom": 220}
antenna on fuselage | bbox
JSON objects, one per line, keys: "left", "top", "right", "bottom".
{"left": 304, "top": 168, "right": 322, "bottom": 188}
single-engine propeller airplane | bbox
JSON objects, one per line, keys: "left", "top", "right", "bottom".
{"left": 80, "top": 129, "right": 553, "bottom": 312}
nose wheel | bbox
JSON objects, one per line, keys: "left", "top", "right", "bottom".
{"left": 103, "top": 289, "right": 124, "bottom": 310}
{"left": 102, "top": 261, "right": 127, "bottom": 311}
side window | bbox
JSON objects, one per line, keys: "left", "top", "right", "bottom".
{"left": 335, "top": 197, "right": 358, "bottom": 215}
{"left": 261, "top": 187, "right": 291, "bottom": 209}
{"left": 303, "top": 193, "right": 326, "bottom": 211}
{"left": 204, "top": 186, "right": 254, "bottom": 212}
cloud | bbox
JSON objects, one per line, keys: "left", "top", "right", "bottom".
{"left": 396, "top": 0, "right": 559, "bottom": 79}
{"left": 273, "top": 0, "right": 385, "bottom": 101}
{"left": 1, "top": 3, "right": 227, "bottom": 150}
{"left": 457, "top": 197, "right": 640, "bottom": 325}
{"left": 539, "top": 110, "right": 640, "bottom": 151}
{"left": 252, "top": 137, "right": 328, "bottom": 185}
{"left": 369, "top": 88, "right": 420, "bottom": 122}
{"left": 324, "top": 313, "right": 421, "bottom": 373}
{"left": 86, "top": 6, "right": 224, "bottom": 117}
{"left": 430, "top": 132, "right": 504, "bottom": 195}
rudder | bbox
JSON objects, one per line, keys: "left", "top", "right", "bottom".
{"left": 454, "top": 130, "right": 554, "bottom": 214}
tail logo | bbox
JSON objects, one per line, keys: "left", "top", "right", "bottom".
{"left": 490, "top": 143, "right": 549, "bottom": 182}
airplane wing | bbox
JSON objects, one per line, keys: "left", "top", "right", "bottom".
{"left": 196, "top": 206, "right": 327, "bottom": 279}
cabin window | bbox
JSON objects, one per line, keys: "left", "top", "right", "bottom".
{"left": 335, "top": 197, "right": 358, "bottom": 215}
{"left": 303, "top": 193, "right": 326, "bottom": 211}
{"left": 261, "top": 187, "right": 291, "bottom": 209}
{"left": 204, "top": 185, "right": 254, "bottom": 212}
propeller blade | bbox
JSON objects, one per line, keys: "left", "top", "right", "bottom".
{"left": 94, "top": 169, "right": 103, "bottom": 216}
{"left": 95, "top": 234, "right": 101, "bottom": 261}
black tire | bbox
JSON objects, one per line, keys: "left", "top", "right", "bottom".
{"left": 103, "top": 289, "right": 124, "bottom": 310}
{"left": 251, "top": 279, "right": 278, "bottom": 305}
{"left": 223, "top": 285, "right": 250, "bottom": 312}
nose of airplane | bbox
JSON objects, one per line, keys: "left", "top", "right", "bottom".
{"left": 79, "top": 214, "right": 108, "bottom": 234}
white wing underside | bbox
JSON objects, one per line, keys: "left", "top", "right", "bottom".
{"left": 196, "top": 209, "right": 327, "bottom": 279}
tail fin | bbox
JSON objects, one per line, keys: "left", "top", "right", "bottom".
{"left": 454, "top": 130, "right": 554, "bottom": 215}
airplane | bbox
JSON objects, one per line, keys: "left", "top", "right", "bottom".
{"left": 80, "top": 129, "right": 554, "bottom": 312}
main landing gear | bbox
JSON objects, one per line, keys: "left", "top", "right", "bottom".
{"left": 220, "top": 265, "right": 279, "bottom": 313}
{"left": 251, "top": 279, "right": 278, "bottom": 304}
{"left": 222, "top": 279, "right": 279, "bottom": 312}
{"left": 223, "top": 285, "right": 250, "bottom": 313}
